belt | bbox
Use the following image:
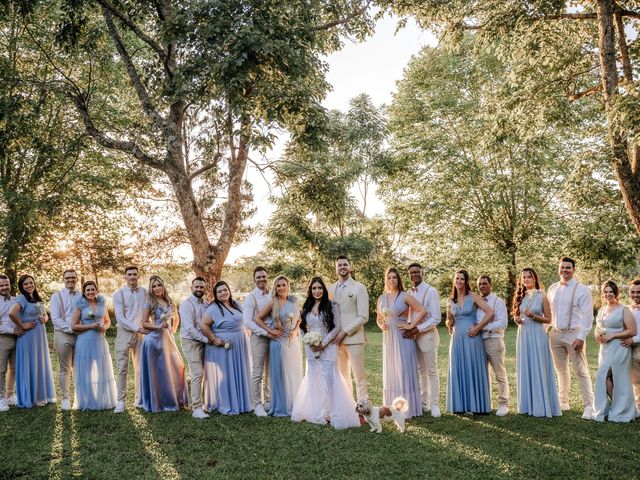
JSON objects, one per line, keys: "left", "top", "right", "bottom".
{"left": 553, "top": 327, "right": 579, "bottom": 333}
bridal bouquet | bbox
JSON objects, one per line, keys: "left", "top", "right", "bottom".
{"left": 302, "top": 331, "right": 323, "bottom": 359}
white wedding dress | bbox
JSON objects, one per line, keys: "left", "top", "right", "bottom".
{"left": 291, "top": 305, "right": 360, "bottom": 429}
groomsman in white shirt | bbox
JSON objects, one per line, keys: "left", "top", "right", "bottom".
{"left": 112, "top": 266, "right": 147, "bottom": 413}
{"left": 402, "top": 263, "right": 441, "bottom": 417}
{"left": 0, "top": 274, "right": 19, "bottom": 411}
{"left": 620, "top": 278, "right": 640, "bottom": 418}
{"left": 547, "top": 257, "right": 594, "bottom": 420}
{"left": 476, "top": 275, "right": 510, "bottom": 416}
{"left": 179, "top": 277, "right": 210, "bottom": 419}
{"left": 328, "top": 255, "right": 369, "bottom": 401}
{"left": 50, "top": 269, "right": 79, "bottom": 411}
{"left": 243, "top": 267, "right": 281, "bottom": 417}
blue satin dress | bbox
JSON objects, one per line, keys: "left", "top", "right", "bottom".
{"left": 73, "top": 296, "right": 117, "bottom": 410}
{"left": 15, "top": 295, "right": 56, "bottom": 408}
{"left": 446, "top": 294, "right": 490, "bottom": 413}
{"left": 139, "top": 304, "right": 188, "bottom": 412}
{"left": 203, "top": 303, "right": 252, "bottom": 415}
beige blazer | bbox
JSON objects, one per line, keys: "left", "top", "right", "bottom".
{"left": 328, "top": 278, "right": 369, "bottom": 345}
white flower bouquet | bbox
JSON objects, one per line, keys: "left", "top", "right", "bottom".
{"left": 303, "top": 331, "right": 323, "bottom": 359}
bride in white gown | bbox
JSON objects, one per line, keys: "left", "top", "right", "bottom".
{"left": 291, "top": 276, "right": 361, "bottom": 429}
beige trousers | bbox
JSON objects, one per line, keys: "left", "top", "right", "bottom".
{"left": 416, "top": 329, "right": 440, "bottom": 409}
{"left": 250, "top": 334, "right": 270, "bottom": 408}
{"left": 0, "top": 334, "right": 16, "bottom": 400}
{"left": 338, "top": 342, "right": 368, "bottom": 401}
{"left": 182, "top": 338, "right": 205, "bottom": 409}
{"left": 631, "top": 347, "right": 640, "bottom": 409}
{"left": 484, "top": 336, "right": 510, "bottom": 407}
{"left": 115, "top": 326, "right": 144, "bottom": 403}
{"left": 549, "top": 329, "right": 593, "bottom": 407}
{"left": 54, "top": 331, "right": 76, "bottom": 401}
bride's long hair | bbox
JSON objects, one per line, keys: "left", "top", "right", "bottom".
{"left": 300, "top": 276, "right": 335, "bottom": 334}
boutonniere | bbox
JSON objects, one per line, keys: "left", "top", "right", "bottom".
{"left": 348, "top": 291, "right": 354, "bottom": 298}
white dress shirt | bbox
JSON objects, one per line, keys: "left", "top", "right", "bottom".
{"left": 50, "top": 287, "right": 80, "bottom": 334}
{"left": 408, "top": 281, "right": 441, "bottom": 332}
{"left": 113, "top": 286, "right": 147, "bottom": 332}
{"left": 179, "top": 295, "right": 208, "bottom": 343}
{"left": 242, "top": 287, "right": 272, "bottom": 336}
{"left": 477, "top": 293, "right": 508, "bottom": 339}
{"left": 0, "top": 295, "right": 17, "bottom": 334}
{"left": 630, "top": 305, "right": 640, "bottom": 345}
{"left": 548, "top": 278, "right": 593, "bottom": 341}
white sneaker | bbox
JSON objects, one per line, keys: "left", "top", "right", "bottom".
{"left": 113, "top": 400, "right": 126, "bottom": 414}
{"left": 254, "top": 403, "right": 268, "bottom": 417}
{"left": 422, "top": 405, "right": 430, "bottom": 414}
{"left": 560, "top": 403, "right": 570, "bottom": 411}
{"left": 61, "top": 398, "right": 72, "bottom": 411}
{"left": 192, "top": 408, "right": 210, "bottom": 419}
{"left": 0, "top": 399, "right": 9, "bottom": 412}
{"left": 581, "top": 405, "right": 594, "bottom": 420}
{"left": 496, "top": 405, "right": 508, "bottom": 416}
{"left": 6, "top": 395, "right": 16, "bottom": 406}
{"left": 430, "top": 405, "right": 441, "bottom": 418}
{"left": 636, "top": 406, "right": 640, "bottom": 418}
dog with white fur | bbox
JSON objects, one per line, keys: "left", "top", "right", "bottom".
{"left": 355, "top": 397, "right": 408, "bottom": 433}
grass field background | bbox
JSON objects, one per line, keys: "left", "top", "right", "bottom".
{"left": 1, "top": 324, "right": 639, "bottom": 479}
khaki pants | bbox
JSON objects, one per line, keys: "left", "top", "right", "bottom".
{"left": 115, "top": 326, "right": 144, "bottom": 403}
{"left": 549, "top": 329, "right": 593, "bottom": 407}
{"left": 484, "top": 336, "right": 510, "bottom": 407}
{"left": 54, "top": 331, "right": 76, "bottom": 401}
{"left": 250, "top": 334, "right": 270, "bottom": 408}
{"left": 417, "top": 329, "right": 440, "bottom": 409}
{"left": 338, "top": 342, "right": 368, "bottom": 401}
{"left": 182, "top": 338, "right": 205, "bottom": 409}
{"left": 631, "top": 347, "right": 640, "bottom": 409}
{"left": 0, "top": 334, "right": 16, "bottom": 400}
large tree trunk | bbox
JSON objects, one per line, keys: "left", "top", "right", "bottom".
{"left": 596, "top": 0, "right": 640, "bottom": 235}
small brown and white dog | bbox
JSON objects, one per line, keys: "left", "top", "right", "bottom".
{"left": 355, "top": 397, "right": 408, "bottom": 433}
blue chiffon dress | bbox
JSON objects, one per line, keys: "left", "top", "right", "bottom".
{"left": 15, "top": 295, "right": 56, "bottom": 407}
{"left": 203, "top": 303, "right": 252, "bottom": 414}
{"left": 73, "top": 296, "right": 117, "bottom": 410}
{"left": 446, "top": 294, "right": 490, "bottom": 413}
{"left": 139, "top": 304, "right": 188, "bottom": 412}
{"left": 516, "top": 291, "right": 561, "bottom": 417}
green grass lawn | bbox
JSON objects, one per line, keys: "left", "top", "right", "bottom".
{"left": 1, "top": 325, "right": 639, "bottom": 480}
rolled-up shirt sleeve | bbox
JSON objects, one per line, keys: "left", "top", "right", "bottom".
{"left": 577, "top": 286, "right": 594, "bottom": 341}
{"left": 243, "top": 294, "right": 268, "bottom": 336}
{"left": 485, "top": 297, "right": 508, "bottom": 332}
{"left": 49, "top": 292, "right": 67, "bottom": 332}
{"left": 418, "top": 288, "right": 441, "bottom": 332}
{"left": 113, "top": 290, "right": 136, "bottom": 332}
{"left": 179, "top": 300, "right": 208, "bottom": 344}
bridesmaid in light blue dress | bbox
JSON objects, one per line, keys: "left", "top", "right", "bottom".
{"left": 201, "top": 280, "right": 252, "bottom": 415}
{"left": 255, "top": 275, "right": 303, "bottom": 417}
{"left": 593, "top": 280, "right": 636, "bottom": 423}
{"left": 377, "top": 267, "right": 427, "bottom": 418}
{"left": 71, "top": 281, "right": 117, "bottom": 410}
{"left": 446, "top": 269, "right": 492, "bottom": 414}
{"left": 9, "top": 275, "right": 55, "bottom": 408}
{"left": 139, "top": 275, "right": 188, "bottom": 413}
{"left": 513, "top": 268, "right": 561, "bottom": 418}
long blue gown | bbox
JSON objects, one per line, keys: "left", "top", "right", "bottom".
{"left": 203, "top": 303, "right": 252, "bottom": 415}
{"left": 73, "top": 296, "right": 117, "bottom": 410}
{"left": 268, "top": 297, "right": 303, "bottom": 416}
{"left": 381, "top": 291, "right": 421, "bottom": 418}
{"left": 15, "top": 295, "right": 56, "bottom": 408}
{"left": 139, "top": 304, "right": 188, "bottom": 412}
{"left": 446, "top": 294, "right": 490, "bottom": 413}
{"left": 593, "top": 305, "right": 635, "bottom": 422}
{"left": 516, "top": 291, "right": 561, "bottom": 417}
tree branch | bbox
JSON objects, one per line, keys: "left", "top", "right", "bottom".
{"left": 565, "top": 83, "right": 603, "bottom": 101}
{"left": 102, "top": 7, "right": 166, "bottom": 131}
{"left": 188, "top": 153, "right": 223, "bottom": 181}
{"left": 314, "top": 0, "right": 372, "bottom": 30}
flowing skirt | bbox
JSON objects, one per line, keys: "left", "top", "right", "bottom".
{"left": 446, "top": 317, "right": 490, "bottom": 413}
{"left": 383, "top": 324, "right": 421, "bottom": 418}
{"left": 16, "top": 322, "right": 55, "bottom": 408}
{"left": 516, "top": 322, "right": 561, "bottom": 417}
{"left": 291, "top": 343, "right": 360, "bottom": 429}
{"left": 203, "top": 330, "right": 252, "bottom": 415}
{"left": 74, "top": 330, "right": 117, "bottom": 410}
{"left": 139, "top": 330, "right": 188, "bottom": 412}
{"left": 269, "top": 335, "right": 303, "bottom": 416}
{"left": 594, "top": 340, "right": 635, "bottom": 422}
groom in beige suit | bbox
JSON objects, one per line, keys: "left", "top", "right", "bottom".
{"left": 328, "top": 255, "right": 369, "bottom": 401}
